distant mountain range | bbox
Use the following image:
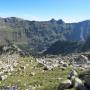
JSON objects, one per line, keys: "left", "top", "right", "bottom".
{"left": 0, "top": 17, "right": 90, "bottom": 55}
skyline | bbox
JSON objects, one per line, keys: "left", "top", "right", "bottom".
{"left": 0, "top": 0, "right": 90, "bottom": 22}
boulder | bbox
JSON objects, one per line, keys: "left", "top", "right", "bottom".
{"left": 76, "top": 55, "right": 89, "bottom": 64}
{"left": 57, "top": 79, "right": 72, "bottom": 90}
{"left": 52, "top": 63, "right": 59, "bottom": 67}
{"left": 19, "top": 66, "right": 26, "bottom": 70}
{"left": 10, "top": 66, "right": 14, "bottom": 71}
{"left": 60, "top": 66, "right": 66, "bottom": 70}
{"left": 0, "top": 75, "right": 8, "bottom": 80}
{"left": 43, "top": 65, "right": 53, "bottom": 70}
{"left": 72, "top": 77, "right": 87, "bottom": 90}
{"left": 59, "top": 61, "right": 64, "bottom": 65}
{"left": 63, "top": 63, "right": 68, "bottom": 67}
{"left": 30, "top": 72, "right": 35, "bottom": 76}
{"left": 8, "top": 73, "right": 12, "bottom": 76}
{"left": 26, "top": 64, "right": 29, "bottom": 67}
{"left": 0, "top": 71, "right": 4, "bottom": 75}
{"left": 68, "top": 69, "right": 78, "bottom": 79}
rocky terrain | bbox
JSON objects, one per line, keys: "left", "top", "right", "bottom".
{"left": 0, "top": 44, "right": 89, "bottom": 90}
{"left": 0, "top": 17, "right": 90, "bottom": 90}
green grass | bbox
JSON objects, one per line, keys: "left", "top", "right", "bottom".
{"left": 0, "top": 56, "right": 74, "bottom": 90}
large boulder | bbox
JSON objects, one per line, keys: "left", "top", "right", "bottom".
{"left": 57, "top": 79, "right": 72, "bottom": 90}
{"left": 75, "top": 55, "right": 89, "bottom": 64}
{"left": 72, "top": 77, "right": 87, "bottom": 90}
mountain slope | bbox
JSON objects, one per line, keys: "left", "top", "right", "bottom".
{"left": 43, "top": 40, "right": 82, "bottom": 55}
{"left": 0, "top": 17, "right": 90, "bottom": 55}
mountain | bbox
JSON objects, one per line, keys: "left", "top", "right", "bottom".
{"left": 0, "top": 17, "right": 90, "bottom": 55}
{"left": 44, "top": 35, "right": 90, "bottom": 55}
{"left": 43, "top": 40, "right": 82, "bottom": 55}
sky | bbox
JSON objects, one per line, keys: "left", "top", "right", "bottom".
{"left": 0, "top": 0, "right": 90, "bottom": 22}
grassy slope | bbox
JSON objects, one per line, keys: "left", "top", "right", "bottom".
{"left": 0, "top": 56, "right": 75, "bottom": 90}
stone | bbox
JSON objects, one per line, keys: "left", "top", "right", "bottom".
{"left": 76, "top": 55, "right": 89, "bottom": 64}
{"left": 52, "top": 63, "right": 59, "bottom": 67}
{"left": 43, "top": 65, "right": 53, "bottom": 70}
{"left": 19, "top": 66, "right": 26, "bottom": 70}
{"left": 59, "top": 61, "right": 64, "bottom": 65}
{"left": 58, "top": 79, "right": 72, "bottom": 90}
{"left": 63, "top": 63, "right": 68, "bottom": 67}
{"left": 72, "top": 77, "right": 87, "bottom": 90}
{"left": 30, "top": 72, "right": 35, "bottom": 76}
{"left": 68, "top": 69, "right": 78, "bottom": 79}
{"left": 0, "top": 71, "right": 4, "bottom": 75}
{"left": 8, "top": 73, "right": 12, "bottom": 76}
{"left": 10, "top": 66, "right": 14, "bottom": 71}
{"left": 0, "top": 75, "right": 8, "bottom": 80}
{"left": 60, "top": 66, "right": 66, "bottom": 70}
{"left": 26, "top": 64, "right": 29, "bottom": 66}
{"left": 58, "top": 78, "right": 63, "bottom": 80}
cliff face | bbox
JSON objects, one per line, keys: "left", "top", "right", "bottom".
{"left": 0, "top": 17, "right": 90, "bottom": 54}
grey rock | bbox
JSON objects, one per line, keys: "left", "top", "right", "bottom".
{"left": 58, "top": 79, "right": 72, "bottom": 90}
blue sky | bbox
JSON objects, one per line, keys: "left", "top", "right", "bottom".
{"left": 0, "top": 0, "right": 90, "bottom": 22}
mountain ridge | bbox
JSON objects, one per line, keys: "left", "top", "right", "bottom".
{"left": 0, "top": 17, "right": 90, "bottom": 55}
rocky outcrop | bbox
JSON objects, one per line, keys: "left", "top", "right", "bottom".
{"left": 58, "top": 69, "right": 89, "bottom": 90}
{"left": 75, "top": 55, "right": 89, "bottom": 64}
